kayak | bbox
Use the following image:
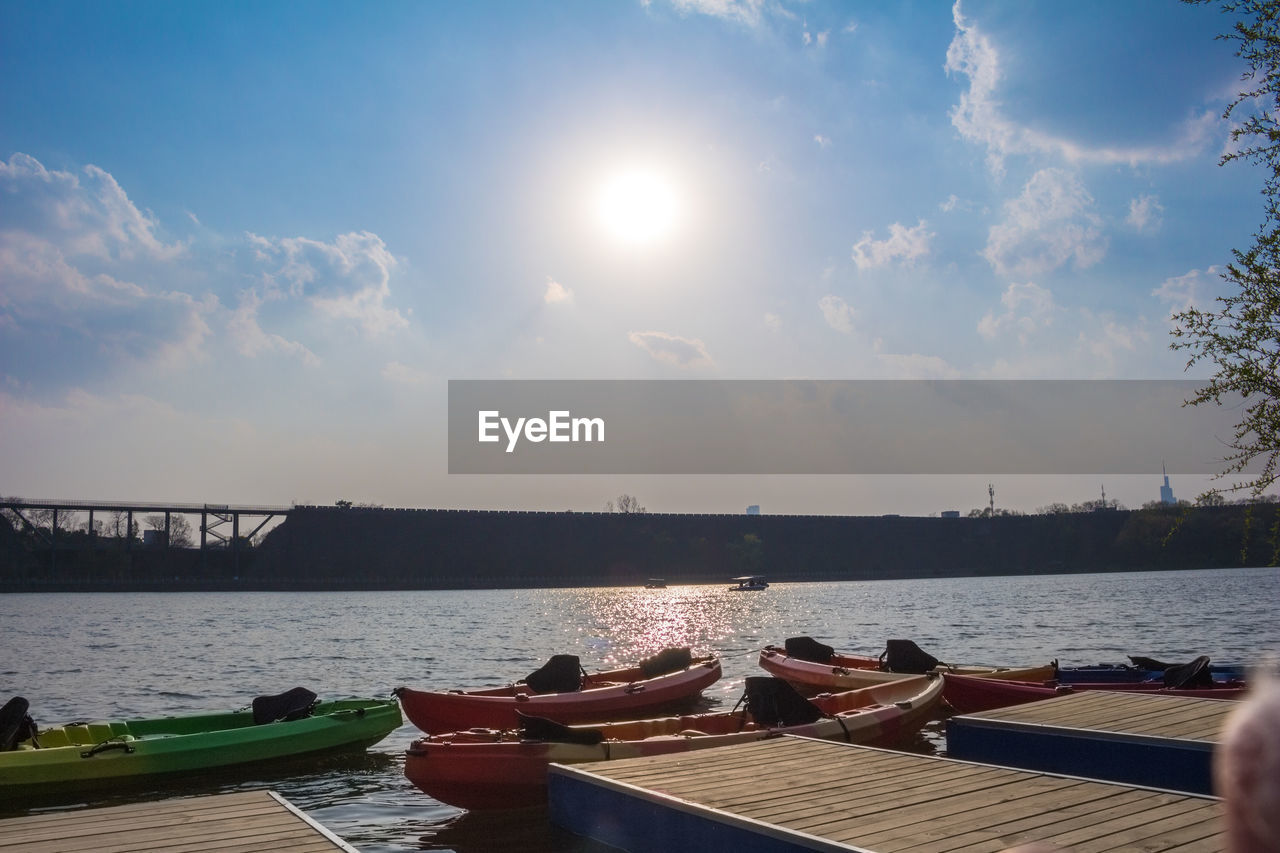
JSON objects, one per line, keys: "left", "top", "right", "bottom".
{"left": 1056, "top": 655, "right": 1247, "bottom": 684}
{"left": 759, "top": 637, "right": 1057, "bottom": 692}
{"left": 941, "top": 671, "right": 1249, "bottom": 714}
{"left": 395, "top": 648, "right": 722, "bottom": 734}
{"left": 403, "top": 673, "right": 944, "bottom": 810}
{"left": 0, "top": 690, "right": 403, "bottom": 793}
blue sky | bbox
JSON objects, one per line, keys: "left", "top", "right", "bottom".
{"left": 0, "top": 0, "right": 1267, "bottom": 515}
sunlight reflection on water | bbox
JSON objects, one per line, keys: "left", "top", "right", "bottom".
{"left": 1, "top": 567, "right": 1277, "bottom": 851}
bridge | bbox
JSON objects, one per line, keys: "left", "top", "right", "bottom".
{"left": 0, "top": 498, "right": 290, "bottom": 573}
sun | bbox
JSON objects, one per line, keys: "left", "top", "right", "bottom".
{"left": 593, "top": 168, "right": 683, "bottom": 248}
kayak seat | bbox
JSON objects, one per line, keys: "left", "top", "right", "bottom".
{"left": 0, "top": 696, "right": 38, "bottom": 751}
{"left": 520, "top": 655, "right": 584, "bottom": 694}
{"left": 517, "top": 712, "right": 603, "bottom": 745}
{"left": 784, "top": 636, "right": 835, "bottom": 663}
{"left": 252, "top": 687, "right": 319, "bottom": 724}
{"left": 739, "top": 677, "right": 824, "bottom": 727}
{"left": 882, "top": 640, "right": 942, "bottom": 674}
{"left": 1164, "top": 655, "right": 1214, "bottom": 689}
{"left": 638, "top": 647, "right": 693, "bottom": 678}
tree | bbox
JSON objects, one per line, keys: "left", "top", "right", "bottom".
{"left": 1173, "top": 0, "right": 1280, "bottom": 501}
{"left": 604, "top": 494, "right": 646, "bottom": 513}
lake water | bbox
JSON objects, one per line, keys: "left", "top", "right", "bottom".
{"left": 2, "top": 567, "right": 1277, "bottom": 851}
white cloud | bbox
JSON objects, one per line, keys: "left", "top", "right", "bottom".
{"left": 851, "top": 219, "right": 934, "bottom": 269}
{"left": 1153, "top": 266, "right": 1222, "bottom": 314}
{"left": 814, "top": 134, "right": 832, "bottom": 148}
{"left": 228, "top": 289, "right": 319, "bottom": 364}
{"left": 248, "top": 231, "right": 407, "bottom": 336}
{"left": 381, "top": 360, "right": 430, "bottom": 385}
{"left": 628, "top": 330, "right": 714, "bottom": 368}
{"left": 544, "top": 277, "right": 573, "bottom": 304}
{"left": 763, "top": 312, "right": 782, "bottom": 331}
{"left": 872, "top": 339, "right": 961, "bottom": 378}
{"left": 1074, "top": 310, "right": 1151, "bottom": 371}
{"left": 978, "top": 282, "right": 1059, "bottom": 343}
{"left": 0, "top": 153, "right": 413, "bottom": 395}
{"left": 0, "top": 153, "right": 185, "bottom": 262}
{"left": 945, "top": 2, "right": 1217, "bottom": 174}
{"left": 1127, "top": 194, "right": 1164, "bottom": 233}
{"left": 818, "top": 294, "right": 854, "bottom": 334}
{"left": 983, "top": 168, "right": 1106, "bottom": 277}
{"left": 668, "top": 0, "right": 768, "bottom": 28}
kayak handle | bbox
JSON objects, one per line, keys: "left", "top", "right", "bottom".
{"left": 80, "top": 740, "right": 135, "bottom": 758}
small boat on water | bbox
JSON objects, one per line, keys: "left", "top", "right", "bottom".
{"left": 643, "top": 578, "right": 667, "bottom": 589}
{"left": 729, "top": 575, "right": 769, "bottom": 591}
{"left": 759, "top": 637, "right": 1058, "bottom": 693}
{"left": 403, "top": 673, "right": 944, "bottom": 810}
{"left": 942, "top": 660, "right": 1249, "bottom": 714}
{"left": 0, "top": 689, "right": 403, "bottom": 793}
{"left": 395, "top": 648, "right": 722, "bottom": 735}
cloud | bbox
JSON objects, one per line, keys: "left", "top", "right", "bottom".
{"left": 763, "top": 312, "right": 781, "bottom": 331}
{"left": 1153, "top": 266, "right": 1222, "bottom": 314}
{"left": 628, "top": 330, "right": 714, "bottom": 368}
{"left": 982, "top": 168, "right": 1106, "bottom": 277}
{"left": 382, "top": 360, "right": 431, "bottom": 385}
{"left": 851, "top": 219, "right": 934, "bottom": 269}
{"left": 0, "top": 153, "right": 186, "bottom": 262}
{"left": 247, "top": 231, "right": 407, "bottom": 336}
{"left": 872, "top": 339, "right": 961, "bottom": 378}
{"left": 228, "top": 289, "right": 319, "bottom": 364}
{"left": 1073, "top": 310, "right": 1150, "bottom": 371}
{"left": 814, "top": 134, "right": 832, "bottom": 148}
{"left": 978, "top": 282, "right": 1059, "bottom": 343}
{"left": 667, "top": 0, "right": 768, "bottom": 28}
{"left": 818, "top": 294, "right": 854, "bottom": 334}
{"left": 1126, "top": 194, "right": 1164, "bottom": 233}
{"left": 945, "top": 2, "right": 1217, "bottom": 174}
{"left": 543, "top": 277, "right": 573, "bottom": 304}
{"left": 0, "top": 153, "right": 410, "bottom": 395}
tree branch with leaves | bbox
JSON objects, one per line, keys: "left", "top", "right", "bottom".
{"left": 1174, "top": 0, "right": 1280, "bottom": 501}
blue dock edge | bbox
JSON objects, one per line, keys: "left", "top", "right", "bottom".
{"left": 945, "top": 715, "right": 1214, "bottom": 795}
{"left": 547, "top": 766, "right": 868, "bottom": 853}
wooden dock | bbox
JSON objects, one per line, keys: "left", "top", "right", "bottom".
{"left": 0, "top": 790, "right": 358, "bottom": 853}
{"left": 547, "top": 736, "right": 1224, "bottom": 853}
{"left": 946, "top": 691, "right": 1239, "bottom": 794}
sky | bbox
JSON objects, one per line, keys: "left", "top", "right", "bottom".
{"left": 0, "top": 0, "right": 1272, "bottom": 516}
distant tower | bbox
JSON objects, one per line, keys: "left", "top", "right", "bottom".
{"left": 1101, "top": 484, "right": 1107, "bottom": 508}
{"left": 988, "top": 483, "right": 995, "bottom": 516}
{"left": 1160, "top": 463, "right": 1175, "bottom": 504}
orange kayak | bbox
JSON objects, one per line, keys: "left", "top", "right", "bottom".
{"left": 396, "top": 649, "right": 723, "bottom": 734}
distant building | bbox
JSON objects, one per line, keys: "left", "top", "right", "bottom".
{"left": 746, "top": 505, "right": 760, "bottom": 515}
{"left": 940, "top": 510, "right": 961, "bottom": 519}
{"left": 1160, "top": 463, "right": 1175, "bottom": 504}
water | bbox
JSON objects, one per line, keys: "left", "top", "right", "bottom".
{"left": 1, "top": 567, "right": 1277, "bottom": 850}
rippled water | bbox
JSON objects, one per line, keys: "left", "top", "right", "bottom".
{"left": 2, "top": 567, "right": 1277, "bottom": 851}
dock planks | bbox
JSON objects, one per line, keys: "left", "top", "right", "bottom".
{"left": 547, "top": 736, "right": 1224, "bottom": 853}
{"left": 0, "top": 790, "right": 358, "bottom": 853}
{"left": 945, "top": 691, "right": 1239, "bottom": 794}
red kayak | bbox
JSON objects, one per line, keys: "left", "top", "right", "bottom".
{"left": 404, "top": 673, "right": 944, "bottom": 810}
{"left": 395, "top": 648, "right": 723, "bottom": 734}
{"left": 942, "top": 671, "right": 1249, "bottom": 714}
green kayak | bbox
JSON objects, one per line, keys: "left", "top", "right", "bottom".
{"left": 0, "top": 690, "right": 403, "bottom": 792}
